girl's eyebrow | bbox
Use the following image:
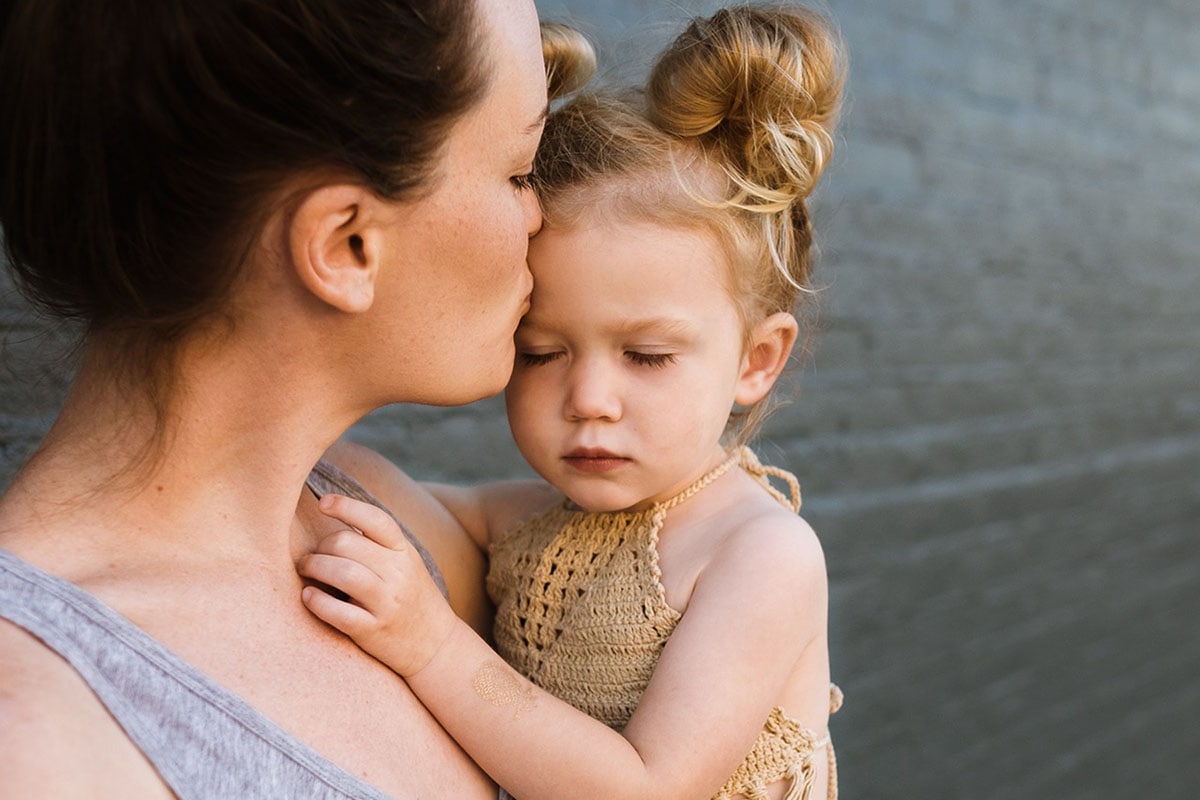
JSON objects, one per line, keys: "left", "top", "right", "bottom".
{"left": 517, "top": 317, "right": 694, "bottom": 340}
{"left": 610, "top": 317, "right": 695, "bottom": 338}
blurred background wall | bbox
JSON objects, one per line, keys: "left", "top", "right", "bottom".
{"left": 2, "top": 0, "right": 1198, "bottom": 797}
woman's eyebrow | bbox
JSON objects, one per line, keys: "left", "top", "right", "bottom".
{"left": 525, "top": 105, "right": 549, "bottom": 134}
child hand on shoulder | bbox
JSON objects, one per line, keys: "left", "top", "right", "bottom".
{"left": 299, "top": 494, "right": 458, "bottom": 677}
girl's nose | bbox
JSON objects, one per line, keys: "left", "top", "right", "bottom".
{"left": 564, "top": 360, "right": 621, "bottom": 422}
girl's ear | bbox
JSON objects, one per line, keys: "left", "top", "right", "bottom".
{"left": 287, "top": 184, "right": 387, "bottom": 313}
{"left": 735, "top": 312, "right": 799, "bottom": 406}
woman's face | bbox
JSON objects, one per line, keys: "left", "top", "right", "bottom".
{"left": 371, "top": 0, "right": 547, "bottom": 407}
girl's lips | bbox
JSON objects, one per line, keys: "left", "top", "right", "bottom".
{"left": 563, "top": 450, "right": 630, "bottom": 474}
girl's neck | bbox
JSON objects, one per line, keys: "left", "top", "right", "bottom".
{"left": 654, "top": 447, "right": 744, "bottom": 513}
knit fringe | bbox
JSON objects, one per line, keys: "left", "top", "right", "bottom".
{"left": 782, "top": 759, "right": 816, "bottom": 800}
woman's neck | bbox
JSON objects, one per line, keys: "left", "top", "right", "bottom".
{"left": 0, "top": 330, "right": 359, "bottom": 566}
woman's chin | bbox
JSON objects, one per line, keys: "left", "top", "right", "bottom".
{"left": 427, "top": 370, "right": 513, "bottom": 408}
{"left": 378, "top": 344, "right": 516, "bottom": 408}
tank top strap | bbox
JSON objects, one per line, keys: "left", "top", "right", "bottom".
{"left": 307, "top": 459, "right": 448, "bottom": 599}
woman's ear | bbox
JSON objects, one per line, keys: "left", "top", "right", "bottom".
{"left": 287, "top": 184, "right": 386, "bottom": 313}
{"left": 734, "top": 312, "right": 799, "bottom": 406}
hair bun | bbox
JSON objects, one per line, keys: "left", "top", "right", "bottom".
{"left": 647, "top": 5, "right": 846, "bottom": 205}
{"left": 542, "top": 22, "right": 596, "bottom": 100}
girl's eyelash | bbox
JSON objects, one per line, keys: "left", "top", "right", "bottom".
{"left": 626, "top": 352, "right": 676, "bottom": 368}
{"left": 517, "top": 351, "right": 675, "bottom": 368}
{"left": 517, "top": 351, "right": 559, "bottom": 367}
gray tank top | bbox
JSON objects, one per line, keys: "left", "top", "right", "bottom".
{"left": 0, "top": 461, "right": 492, "bottom": 800}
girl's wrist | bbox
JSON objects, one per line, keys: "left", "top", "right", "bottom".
{"left": 396, "top": 599, "right": 462, "bottom": 678}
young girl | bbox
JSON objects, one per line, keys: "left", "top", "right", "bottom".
{"left": 300, "top": 6, "right": 846, "bottom": 799}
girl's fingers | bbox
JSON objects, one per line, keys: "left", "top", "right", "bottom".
{"left": 317, "top": 494, "right": 409, "bottom": 550}
{"left": 301, "top": 584, "right": 377, "bottom": 636}
{"left": 312, "top": 527, "right": 424, "bottom": 591}
{"left": 297, "top": 552, "right": 383, "bottom": 605}
{"left": 313, "top": 528, "right": 392, "bottom": 568}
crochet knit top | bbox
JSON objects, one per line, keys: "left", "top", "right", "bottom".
{"left": 487, "top": 447, "right": 842, "bottom": 800}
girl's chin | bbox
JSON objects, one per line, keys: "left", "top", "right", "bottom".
{"left": 565, "top": 491, "right": 655, "bottom": 515}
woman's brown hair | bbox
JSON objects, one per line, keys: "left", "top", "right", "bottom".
{"left": 0, "top": 0, "right": 487, "bottom": 343}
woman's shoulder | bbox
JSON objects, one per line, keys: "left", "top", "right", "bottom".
{"left": 0, "top": 618, "right": 175, "bottom": 797}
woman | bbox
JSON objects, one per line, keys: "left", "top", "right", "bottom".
{"left": 0, "top": 0, "right": 588, "bottom": 796}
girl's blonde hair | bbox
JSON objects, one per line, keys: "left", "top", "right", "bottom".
{"left": 533, "top": 4, "right": 846, "bottom": 441}
{"left": 541, "top": 22, "right": 597, "bottom": 100}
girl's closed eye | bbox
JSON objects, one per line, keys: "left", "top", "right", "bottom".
{"left": 625, "top": 351, "right": 676, "bottom": 369}
{"left": 517, "top": 350, "right": 562, "bottom": 367}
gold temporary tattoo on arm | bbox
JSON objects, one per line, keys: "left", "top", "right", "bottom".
{"left": 473, "top": 660, "right": 537, "bottom": 719}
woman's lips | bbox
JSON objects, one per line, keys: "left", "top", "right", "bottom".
{"left": 563, "top": 449, "right": 630, "bottom": 473}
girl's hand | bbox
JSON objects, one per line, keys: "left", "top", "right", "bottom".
{"left": 297, "top": 494, "right": 457, "bottom": 676}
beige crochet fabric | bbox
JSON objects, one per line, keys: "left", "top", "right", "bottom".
{"left": 487, "top": 447, "right": 842, "bottom": 800}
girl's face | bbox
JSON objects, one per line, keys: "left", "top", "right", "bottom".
{"left": 371, "top": 0, "right": 546, "bottom": 406}
{"left": 506, "top": 218, "right": 752, "bottom": 512}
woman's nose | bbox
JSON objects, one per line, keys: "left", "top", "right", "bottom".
{"left": 564, "top": 360, "right": 621, "bottom": 421}
{"left": 524, "top": 190, "right": 543, "bottom": 237}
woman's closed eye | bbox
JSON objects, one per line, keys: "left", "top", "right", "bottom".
{"left": 510, "top": 172, "right": 535, "bottom": 192}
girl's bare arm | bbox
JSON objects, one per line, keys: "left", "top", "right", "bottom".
{"left": 298, "top": 494, "right": 828, "bottom": 800}
{"left": 422, "top": 478, "right": 562, "bottom": 550}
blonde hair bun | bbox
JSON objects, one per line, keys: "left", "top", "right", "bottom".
{"left": 647, "top": 4, "right": 846, "bottom": 206}
{"left": 542, "top": 22, "right": 597, "bottom": 100}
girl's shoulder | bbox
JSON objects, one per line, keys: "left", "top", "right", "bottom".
{"left": 698, "top": 466, "right": 825, "bottom": 568}
{"left": 660, "top": 476, "right": 827, "bottom": 616}
{"left": 657, "top": 485, "right": 829, "bottom": 693}
{"left": 474, "top": 479, "right": 565, "bottom": 543}
{"left": 713, "top": 497, "right": 827, "bottom": 591}
{"left": 424, "top": 478, "right": 563, "bottom": 550}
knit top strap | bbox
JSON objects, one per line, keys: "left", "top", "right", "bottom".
{"left": 737, "top": 446, "right": 803, "bottom": 513}
{"left": 655, "top": 449, "right": 744, "bottom": 513}
{"left": 656, "top": 447, "right": 802, "bottom": 515}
